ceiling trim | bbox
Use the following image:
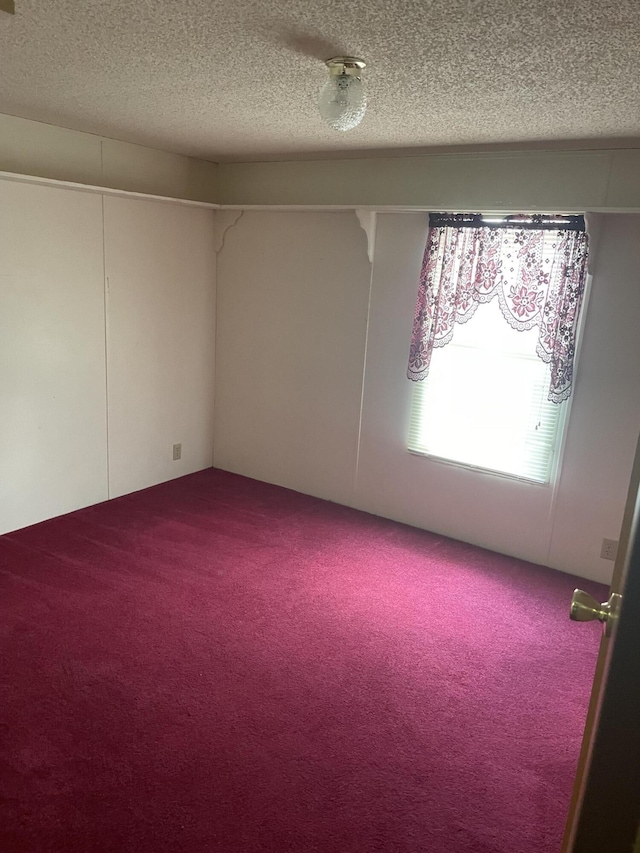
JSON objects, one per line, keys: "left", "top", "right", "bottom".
{"left": 3, "top": 159, "right": 640, "bottom": 215}
{"left": 0, "top": 170, "right": 220, "bottom": 209}
{"left": 215, "top": 149, "right": 640, "bottom": 212}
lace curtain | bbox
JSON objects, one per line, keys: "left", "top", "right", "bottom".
{"left": 407, "top": 214, "right": 590, "bottom": 403}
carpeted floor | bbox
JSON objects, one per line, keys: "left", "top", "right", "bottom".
{"left": 0, "top": 469, "right": 605, "bottom": 853}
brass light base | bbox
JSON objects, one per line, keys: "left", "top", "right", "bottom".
{"left": 325, "top": 57, "right": 366, "bottom": 77}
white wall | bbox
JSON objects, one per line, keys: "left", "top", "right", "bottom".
{"left": 548, "top": 215, "right": 640, "bottom": 576}
{"left": 0, "top": 178, "right": 217, "bottom": 533}
{"left": 4, "top": 171, "right": 639, "bottom": 583}
{"left": 214, "top": 211, "right": 371, "bottom": 505}
{"left": 214, "top": 210, "right": 640, "bottom": 584}
{"left": 357, "top": 213, "right": 640, "bottom": 583}
{"left": 355, "top": 213, "right": 555, "bottom": 563}
{"left": 0, "top": 180, "right": 108, "bottom": 534}
{"left": 104, "top": 197, "right": 216, "bottom": 498}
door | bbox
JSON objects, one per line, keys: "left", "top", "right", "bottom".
{"left": 561, "top": 432, "right": 640, "bottom": 853}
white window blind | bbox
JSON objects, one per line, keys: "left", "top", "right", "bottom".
{"left": 408, "top": 300, "right": 563, "bottom": 484}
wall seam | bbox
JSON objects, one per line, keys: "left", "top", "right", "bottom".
{"left": 212, "top": 210, "right": 244, "bottom": 468}
{"left": 212, "top": 216, "right": 219, "bottom": 469}
{"left": 101, "top": 194, "right": 112, "bottom": 499}
{"left": 353, "top": 213, "right": 376, "bottom": 497}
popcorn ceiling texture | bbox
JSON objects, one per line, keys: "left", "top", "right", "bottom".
{"left": 0, "top": 0, "right": 639, "bottom": 162}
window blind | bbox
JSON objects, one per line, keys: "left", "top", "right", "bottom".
{"left": 408, "top": 334, "right": 562, "bottom": 484}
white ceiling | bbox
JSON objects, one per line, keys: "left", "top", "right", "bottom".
{"left": 0, "top": 0, "right": 639, "bottom": 163}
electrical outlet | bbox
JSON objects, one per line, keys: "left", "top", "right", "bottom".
{"left": 172, "top": 443, "right": 182, "bottom": 461}
{"left": 600, "top": 538, "right": 618, "bottom": 561}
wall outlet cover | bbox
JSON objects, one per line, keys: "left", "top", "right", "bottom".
{"left": 600, "top": 538, "right": 619, "bottom": 561}
{"left": 172, "top": 443, "right": 182, "bottom": 461}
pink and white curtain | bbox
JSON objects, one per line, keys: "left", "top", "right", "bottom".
{"left": 407, "top": 214, "right": 590, "bottom": 403}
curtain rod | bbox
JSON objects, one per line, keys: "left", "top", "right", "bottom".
{"left": 429, "top": 213, "right": 586, "bottom": 232}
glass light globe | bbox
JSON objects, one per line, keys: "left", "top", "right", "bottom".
{"left": 318, "top": 72, "right": 366, "bottom": 132}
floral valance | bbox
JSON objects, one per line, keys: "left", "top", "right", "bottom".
{"left": 407, "top": 213, "right": 590, "bottom": 403}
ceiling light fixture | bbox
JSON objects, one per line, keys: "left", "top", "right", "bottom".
{"left": 318, "top": 57, "right": 366, "bottom": 132}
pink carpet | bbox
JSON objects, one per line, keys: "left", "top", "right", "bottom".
{"left": 0, "top": 469, "right": 604, "bottom": 852}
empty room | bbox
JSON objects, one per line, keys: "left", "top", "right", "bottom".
{"left": 1, "top": 2, "right": 640, "bottom": 852}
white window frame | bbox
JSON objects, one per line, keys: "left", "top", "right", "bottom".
{"left": 406, "top": 218, "right": 593, "bottom": 488}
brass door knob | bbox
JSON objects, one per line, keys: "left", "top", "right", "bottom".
{"left": 570, "top": 589, "right": 622, "bottom": 636}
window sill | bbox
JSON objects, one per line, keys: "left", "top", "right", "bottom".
{"left": 407, "top": 447, "right": 552, "bottom": 487}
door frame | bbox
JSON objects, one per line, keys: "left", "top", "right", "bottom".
{"left": 564, "top": 433, "right": 640, "bottom": 852}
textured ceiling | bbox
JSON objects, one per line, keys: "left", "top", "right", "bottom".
{"left": 0, "top": 0, "right": 639, "bottom": 162}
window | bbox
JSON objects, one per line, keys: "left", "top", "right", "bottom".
{"left": 406, "top": 213, "right": 589, "bottom": 484}
{"left": 408, "top": 299, "right": 563, "bottom": 483}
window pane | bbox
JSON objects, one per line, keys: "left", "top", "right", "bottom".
{"left": 408, "top": 303, "right": 561, "bottom": 483}
{"left": 450, "top": 299, "right": 539, "bottom": 355}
